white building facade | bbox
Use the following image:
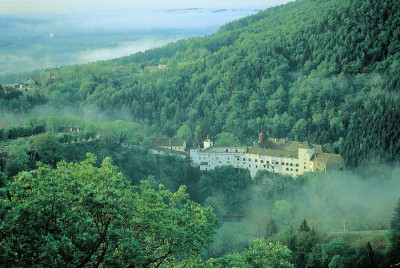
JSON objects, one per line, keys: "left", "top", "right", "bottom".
{"left": 190, "top": 132, "right": 343, "bottom": 178}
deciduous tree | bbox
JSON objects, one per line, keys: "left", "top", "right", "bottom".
{"left": 0, "top": 154, "right": 218, "bottom": 267}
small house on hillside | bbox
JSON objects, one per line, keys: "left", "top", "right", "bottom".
{"left": 145, "top": 66, "right": 158, "bottom": 72}
{"left": 58, "top": 127, "right": 84, "bottom": 134}
{"left": 27, "top": 75, "right": 40, "bottom": 86}
{"left": 112, "top": 66, "right": 128, "bottom": 77}
{"left": 158, "top": 63, "right": 167, "bottom": 69}
{"left": 46, "top": 72, "right": 62, "bottom": 83}
{"left": 149, "top": 137, "right": 186, "bottom": 152}
{"left": 19, "top": 83, "right": 28, "bottom": 89}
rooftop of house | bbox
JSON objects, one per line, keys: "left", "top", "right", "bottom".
{"left": 250, "top": 138, "right": 323, "bottom": 157}
{"left": 28, "top": 75, "right": 40, "bottom": 81}
{"left": 299, "top": 140, "right": 313, "bottom": 149}
{"left": 150, "top": 137, "right": 185, "bottom": 147}
{"left": 202, "top": 146, "right": 247, "bottom": 153}
{"left": 145, "top": 66, "right": 158, "bottom": 71}
{"left": 312, "top": 153, "right": 343, "bottom": 164}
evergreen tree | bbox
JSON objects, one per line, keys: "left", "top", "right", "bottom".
{"left": 386, "top": 197, "right": 400, "bottom": 265}
{"left": 265, "top": 218, "right": 278, "bottom": 238}
{"left": 299, "top": 219, "right": 311, "bottom": 232}
{"left": 391, "top": 197, "right": 400, "bottom": 230}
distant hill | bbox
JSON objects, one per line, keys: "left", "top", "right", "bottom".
{"left": 2, "top": 0, "right": 400, "bottom": 168}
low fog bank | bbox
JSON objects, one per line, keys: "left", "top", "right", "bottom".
{"left": 76, "top": 37, "right": 184, "bottom": 64}
{"left": 0, "top": 33, "right": 192, "bottom": 75}
{"left": 209, "top": 168, "right": 400, "bottom": 255}
{"left": 0, "top": 104, "right": 134, "bottom": 126}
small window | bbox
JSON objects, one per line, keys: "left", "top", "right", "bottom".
{"left": 286, "top": 168, "right": 289, "bottom": 171}
{"left": 256, "top": 165, "right": 258, "bottom": 168}
{"left": 296, "top": 169, "right": 298, "bottom": 172}
{"left": 267, "top": 161, "right": 270, "bottom": 164}
{"left": 248, "top": 159, "right": 251, "bottom": 162}
{"left": 243, "top": 158, "right": 246, "bottom": 161}
{"left": 291, "top": 168, "right": 293, "bottom": 171}
{"left": 236, "top": 157, "right": 239, "bottom": 161}
{"left": 255, "top": 159, "right": 258, "bottom": 162}
{"left": 286, "top": 163, "right": 289, "bottom": 166}
{"left": 261, "top": 160, "right": 264, "bottom": 163}
{"left": 290, "top": 163, "right": 293, "bottom": 166}
{"left": 282, "top": 162, "right": 285, "bottom": 165}
{"left": 249, "top": 164, "right": 251, "bottom": 167}
{"left": 304, "top": 166, "right": 306, "bottom": 169}
{"left": 296, "top": 164, "right": 299, "bottom": 167}
{"left": 226, "top": 149, "right": 228, "bottom": 152}
{"left": 235, "top": 149, "right": 238, "bottom": 153}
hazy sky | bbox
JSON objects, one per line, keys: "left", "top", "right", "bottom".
{"left": 1, "top": 0, "right": 293, "bottom": 15}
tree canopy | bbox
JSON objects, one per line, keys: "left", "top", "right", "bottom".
{"left": 0, "top": 154, "right": 218, "bottom": 267}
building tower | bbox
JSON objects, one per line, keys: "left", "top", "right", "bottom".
{"left": 298, "top": 141, "right": 315, "bottom": 172}
{"left": 258, "top": 126, "right": 265, "bottom": 143}
{"left": 203, "top": 134, "right": 213, "bottom": 149}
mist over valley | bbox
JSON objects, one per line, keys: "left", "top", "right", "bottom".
{"left": 0, "top": 7, "right": 263, "bottom": 75}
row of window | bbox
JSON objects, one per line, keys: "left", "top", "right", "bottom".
{"left": 212, "top": 156, "right": 302, "bottom": 167}
{"left": 199, "top": 155, "right": 305, "bottom": 170}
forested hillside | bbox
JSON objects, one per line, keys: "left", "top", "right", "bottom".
{"left": 1, "top": 0, "right": 400, "bottom": 167}
{"left": 2, "top": 0, "right": 400, "bottom": 266}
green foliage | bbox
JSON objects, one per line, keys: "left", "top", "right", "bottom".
{"left": 206, "top": 239, "right": 293, "bottom": 268}
{"left": 386, "top": 197, "right": 400, "bottom": 264}
{"left": 242, "top": 239, "right": 294, "bottom": 268}
{"left": 99, "top": 120, "right": 145, "bottom": 149}
{"left": 0, "top": 125, "right": 39, "bottom": 140}
{"left": 0, "top": 171, "right": 7, "bottom": 188}
{"left": 198, "top": 166, "right": 252, "bottom": 215}
{"left": 0, "top": 154, "right": 218, "bottom": 267}
{"left": 214, "top": 131, "right": 241, "bottom": 146}
{"left": 32, "top": 132, "right": 63, "bottom": 166}
{"left": 272, "top": 200, "right": 293, "bottom": 228}
{"left": 322, "top": 238, "right": 356, "bottom": 267}
{"left": 176, "top": 123, "right": 193, "bottom": 146}
{"left": 386, "top": 230, "right": 400, "bottom": 265}
{"left": 391, "top": 198, "right": 400, "bottom": 230}
{"left": 342, "top": 92, "right": 400, "bottom": 168}
{"left": 265, "top": 218, "right": 278, "bottom": 238}
{"left": 6, "top": 138, "right": 31, "bottom": 176}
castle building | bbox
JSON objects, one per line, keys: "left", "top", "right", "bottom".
{"left": 189, "top": 131, "right": 343, "bottom": 178}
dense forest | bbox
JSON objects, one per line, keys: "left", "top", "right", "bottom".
{"left": 1, "top": 0, "right": 400, "bottom": 266}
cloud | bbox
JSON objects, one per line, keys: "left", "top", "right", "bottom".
{"left": 76, "top": 38, "right": 182, "bottom": 63}
{"left": 0, "top": 0, "right": 292, "bottom": 15}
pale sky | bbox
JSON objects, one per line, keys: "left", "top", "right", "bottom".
{"left": 1, "top": 0, "right": 293, "bottom": 15}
